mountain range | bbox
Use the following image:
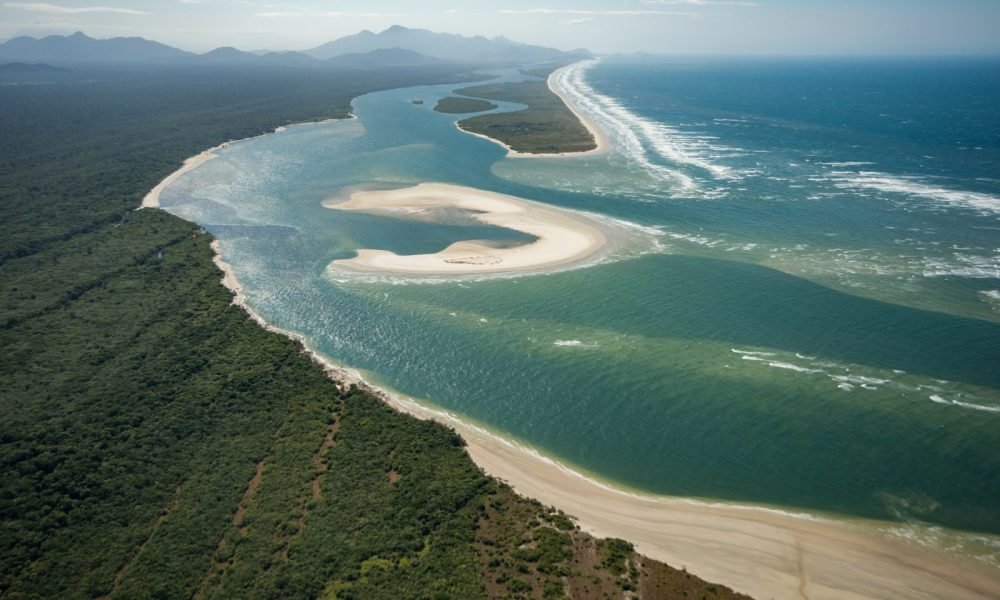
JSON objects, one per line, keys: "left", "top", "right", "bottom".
{"left": 0, "top": 27, "right": 589, "bottom": 68}
{"left": 304, "top": 25, "right": 588, "bottom": 63}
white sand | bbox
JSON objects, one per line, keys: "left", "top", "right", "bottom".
{"left": 140, "top": 149, "right": 219, "bottom": 209}
{"left": 542, "top": 61, "right": 610, "bottom": 157}
{"left": 327, "top": 183, "right": 607, "bottom": 275}
{"left": 458, "top": 426, "right": 1000, "bottom": 600}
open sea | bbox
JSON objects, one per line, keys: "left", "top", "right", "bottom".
{"left": 159, "top": 57, "right": 1000, "bottom": 565}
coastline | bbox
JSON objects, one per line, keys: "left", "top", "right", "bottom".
{"left": 140, "top": 117, "right": 353, "bottom": 209}
{"left": 208, "top": 236, "right": 1000, "bottom": 600}
{"left": 543, "top": 60, "right": 609, "bottom": 157}
{"left": 326, "top": 182, "right": 609, "bottom": 275}
{"left": 453, "top": 60, "right": 610, "bottom": 159}
{"left": 141, "top": 148, "right": 220, "bottom": 209}
{"left": 151, "top": 106, "right": 1000, "bottom": 600}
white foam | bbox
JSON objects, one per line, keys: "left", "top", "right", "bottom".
{"left": 731, "top": 348, "right": 777, "bottom": 357}
{"left": 765, "top": 361, "right": 824, "bottom": 374}
{"left": 930, "top": 394, "right": 1000, "bottom": 414}
{"left": 553, "top": 339, "right": 598, "bottom": 348}
{"left": 922, "top": 254, "right": 1000, "bottom": 279}
{"left": 666, "top": 230, "right": 727, "bottom": 247}
{"left": 551, "top": 60, "right": 739, "bottom": 192}
{"left": 831, "top": 375, "right": 890, "bottom": 386}
{"left": 828, "top": 170, "right": 1000, "bottom": 216}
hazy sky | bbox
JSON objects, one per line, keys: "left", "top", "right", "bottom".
{"left": 1, "top": 0, "right": 998, "bottom": 55}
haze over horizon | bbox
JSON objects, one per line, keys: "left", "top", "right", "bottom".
{"left": 0, "top": 0, "right": 998, "bottom": 56}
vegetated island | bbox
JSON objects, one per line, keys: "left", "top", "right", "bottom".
{"left": 455, "top": 63, "right": 602, "bottom": 155}
{"left": 433, "top": 96, "right": 498, "bottom": 114}
{"left": 0, "top": 61, "right": 748, "bottom": 599}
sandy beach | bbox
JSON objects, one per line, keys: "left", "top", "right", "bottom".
{"left": 326, "top": 182, "right": 608, "bottom": 275}
{"left": 141, "top": 148, "right": 220, "bottom": 208}
{"left": 458, "top": 425, "right": 1000, "bottom": 600}
{"left": 542, "top": 61, "right": 610, "bottom": 157}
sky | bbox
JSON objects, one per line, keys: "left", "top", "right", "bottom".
{"left": 0, "top": 0, "right": 998, "bottom": 55}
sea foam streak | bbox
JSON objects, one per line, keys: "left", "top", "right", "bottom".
{"left": 929, "top": 394, "right": 1000, "bottom": 414}
{"left": 551, "top": 60, "right": 736, "bottom": 192}
{"left": 829, "top": 170, "right": 1000, "bottom": 216}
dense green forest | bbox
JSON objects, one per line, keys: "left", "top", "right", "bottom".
{"left": 433, "top": 96, "right": 498, "bottom": 114}
{"left": 0, "top": 64, "right": 745, "bottom": 598}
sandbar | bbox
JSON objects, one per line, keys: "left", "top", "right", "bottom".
{"left": 327, "top": 182, "right": 607, "bottom": 275}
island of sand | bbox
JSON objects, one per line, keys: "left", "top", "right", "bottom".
{"left": 326, "top": 182, "right": 608, "bottom": 275}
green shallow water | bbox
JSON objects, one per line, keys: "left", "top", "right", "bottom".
{"left": 159, "top": 60, "right": 1000, "bottom": 561}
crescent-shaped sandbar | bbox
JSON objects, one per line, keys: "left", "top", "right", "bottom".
{"left": 327, "top": 182, "right": 608, "bottom": 275}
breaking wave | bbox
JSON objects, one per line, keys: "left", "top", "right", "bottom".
{"left": 828, "top": 170, "right": 1000, "bottom": 216}
{"left": 551, "top": 60, "right": 738, "bottom": 193}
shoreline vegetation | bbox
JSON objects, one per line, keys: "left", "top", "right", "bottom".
{"left": 453, "top": 62, "right": 608, "bottom": 156}
{"left": 0, "top": 62, "right": 749, "bottom": 598}
{"left": 326, "top": 183, "right": 609, "bottom": 275}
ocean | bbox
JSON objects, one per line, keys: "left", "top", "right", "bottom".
{"left": 158, "top": 57, "right": 1000, "bottom": 564}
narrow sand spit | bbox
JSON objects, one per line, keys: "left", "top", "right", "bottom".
{"left": 542, "top": 61, "right": 609, "bottom": 157}
{"left": 454, "top": 60, "right": 609, "bottom": 158}
{"left": 326, "top": 182, "right": 608, "bottom": 275}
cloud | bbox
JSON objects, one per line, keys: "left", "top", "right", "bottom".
{"left": 2, "top": 2, "right": 147, "bottom": 14}
{"left": 562, "top": 17, "right": 593, "bottom": 25}
{"left": 641, "top": 0, "right": 759, "bottom": 6}
{"left": 254, "top": 10, "right": 403, "bottom": 18}
{"left": 442, "top": 9, "right": 459, "bottom": 14}
{"left": 498, "top": 8, "right": 705, "bottom": 17}
{"left": 179, "top": 0, "right": 260, "bottom": 5}
{"left": 253, "top": 10, "right": 307, "bottom": 17}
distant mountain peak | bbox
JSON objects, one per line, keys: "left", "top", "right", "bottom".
{"left": 0, "top": 31, "right": 192, "bottom": 65}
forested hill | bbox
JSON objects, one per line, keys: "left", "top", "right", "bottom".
{"left": 0, "top": 64, "right": 746, "bottom": 599}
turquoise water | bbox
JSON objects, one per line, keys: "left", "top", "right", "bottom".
{"left": 160, "top": 59, "right": 1000, "bottom": 551}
